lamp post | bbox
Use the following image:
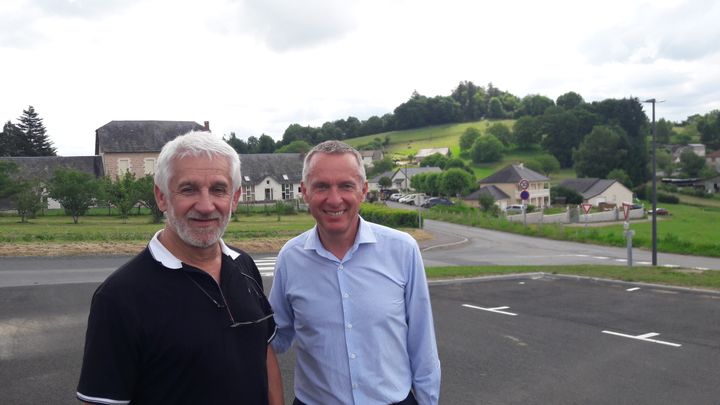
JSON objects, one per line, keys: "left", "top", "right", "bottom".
{"left": 643, "top": 98, "right": 663, "bottom": 266}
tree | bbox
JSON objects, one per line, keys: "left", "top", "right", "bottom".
{"left": 540, "top": 108, "right": 584, "bottom": 168}
{"left": 16, "top": 106, "right": 56, "bottom": 156}
{"left": 550, "top": 185, "right": 583, "bottom": 205}
{"left": 419, "top": 153, "right": 448, "bottom": 168}
{"left": 424, "top": 172, "right": 442, "bottom": 196}
{"left": 0, "top": 161, "right": 20, "bottom": 199}
{"left": 471, "top": 135, "right": 505, "bottom": 163}
{"left": 518, "top": 94, "right": 555, "bottom": 117}
{"left": 378, "top": 176, "right": 392, "bottom": 189}
{"left": 697, "top": 110, "right": 720, "bottom": 151}
{"left": 13, "top": 179, "right": 45, "bottom": 223}
{"left": 136, "top": 174, "right": 163, "bottom": 223}
{"left": 0, "top": 121, "right": 24, "bottom": 156}
{"left": 556, "top": 92, "right": 584, "bottom": 110}
{"left": 486, "top": 123, "right": 512, "bottom": 147}
{"left": 275, "top": 140, "right": 312, "bottom": 153}
{"left": 655, "top": 118, "right": 676, "bottom": 144}
{"left": 573, "top": 125, "right": 629, "bottom": 179}
{"left": 410, "top": 173, "right": 428, "bottom": 193}
{"left": 607, "top": 169, "right": 633, "bottom": 189}
{"left": 367, "top": 157, "right": 395, "bottom": 177}
{"left": 513, "top": 116, "right": 542, "bottom": 150}
{"left": 486, "top": 97, "right": 506, "bottom": 119}
{"left": 444, "top": 157, "right": 471, "bottom": 173}
{"left": 440, "top": 168, "right": 475, "bottom": 197}
{"left": 459, "top": 127, "right": 481, "bottom": 151}
{"left": 257, "top": 134, "right": 276, "bottom": 153}
{"left": 48, "top": 168, "right": 98, "bottom": 224}
{"left": 678, "top": 149, "right": 706, "bottom": 177}
{"left": 478, "top": 193, "right": 497, "bottom": 214}
{"left": 224, "top": 132, "right": 249, "bottom": 154}
{"left": 110, "top": 172, "right": 141, "bottom": 222}
{"left": 655, "top": 149, "right": 674, "bottom": 177}
{"left": 525, "top": 155, "right": 560, "bottom": 176}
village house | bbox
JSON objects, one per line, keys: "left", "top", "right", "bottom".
{"left": 557, "top": 178, "right": 634, "bottom": 207}
{"left": 477, "top": 164, "right": 550, "bottom": 208}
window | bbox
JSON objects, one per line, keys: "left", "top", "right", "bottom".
{"left": 117, "top": 158, "right": 131, "bottom": 176}
{"left": 244, "top": 185, "right": 255, "bottom": 202}
{"left": 282, "top": 183, "right": 293, "bottom": 200}
{"left": 143, "top": 158, "right": 156, "bottom": 175}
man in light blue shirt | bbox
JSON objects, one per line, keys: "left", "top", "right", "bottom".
{"left": 270, "top": 140, "right": 441, "bottom": 405}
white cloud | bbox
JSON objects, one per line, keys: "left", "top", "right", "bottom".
{"left": 0, "top": 0, "right": 718, "bottom": 156}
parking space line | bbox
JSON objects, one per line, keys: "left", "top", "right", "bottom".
{"left": 602, "top": 330, "right": 682, "bottom": 347}
{"left": 462, "top": 304, "right": 517, "bottom": 316}
{"left": 626, "top": 287, "right": 640, "bottom": 292}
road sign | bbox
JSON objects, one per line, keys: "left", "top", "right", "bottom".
{"left": 518, "top": 179, "right": 530, "bottom": 190}
{"left": 520, "top": 190, "right": 530, "bottom": 200}
{"left": 581, "top": 203, "right": 592, "bottom": 214}
{"left": 622, "top": 202, "right": 632, "bottom": 221}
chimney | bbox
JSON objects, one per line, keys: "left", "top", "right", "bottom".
{"left": 204, "top": 121, "right": 210, "bottom": 131}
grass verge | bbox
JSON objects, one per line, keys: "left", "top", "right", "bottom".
{"left": 425, "top": 265, "right": 720, "bottom": 291}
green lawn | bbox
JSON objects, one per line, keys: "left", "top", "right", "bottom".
{"left": 0, "top": 213, "right": 315, "bottom": 243}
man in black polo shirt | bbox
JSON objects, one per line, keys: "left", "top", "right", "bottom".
{"left": 77, "top": 131, "right": 283, "bottom": 405}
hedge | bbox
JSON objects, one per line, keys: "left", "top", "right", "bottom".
{"left": 360, "top": 203, "right": 420, "bottom": 228}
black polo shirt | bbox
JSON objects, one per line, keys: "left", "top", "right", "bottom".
{"left": 77, "top": 237, "right": 276, "bottom": 405}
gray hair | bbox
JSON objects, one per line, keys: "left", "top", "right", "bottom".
{"left": 154, "top": 130, "right": 241, "bottom": 195}
{"left": 302, "top": 140, "right": 366, "bottom": 183}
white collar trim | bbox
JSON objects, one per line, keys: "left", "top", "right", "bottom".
{"left": 148, "top": 230, "right": 240, "bottom": 269}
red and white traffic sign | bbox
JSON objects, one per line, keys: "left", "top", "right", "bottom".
{"left": 622, "top": 202, "right": 632, "bottom": 221}
{"left": 518, "top": 178, "right": 530, "bottom": 190}
{"left": 581, "top": 203, "right": 592, "bottom": 214}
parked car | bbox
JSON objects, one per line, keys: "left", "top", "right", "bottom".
{"left": 421, "top": 197, "right": 454, "bottom": 208}
{"left": 388, "top": 193, "right": 404, "bottom": 202}
{"left": 647, "top": 207, "right": 670, "bottom": 216}
{"left": 505, "top": 204, "right": 525, "bottom": 214}
{"left": 398, "top": 194, "right": 416, "bottom": 204}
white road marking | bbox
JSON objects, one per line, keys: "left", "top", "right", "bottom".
{"left": 254, "top": 257, "right": 277, "bottom": 277}
{"left": 637, "top": 261, "right": 652, "bottom": 265}
{"left": 462, "top": 304, "right": 518, "bottom": 316}
{"left": 663, "top": 264, "right": 680, "bottom": 268}
{"left": 592, "top": 256, "right": 609, "bottom": 260}
{"left": 602, "top": 330, "right": 682, "bottom": 347}
{"left": 615, "top": 259, "right": 627, "bottom": 263}
{"left": 626, "top": 287, "right": 641, "bottom": 292}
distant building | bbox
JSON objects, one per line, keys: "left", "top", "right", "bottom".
{"left": 95, "top": 120, "right": 208, "bottom": 179}
{"left": 478, "top": 163, "right": 550, "bottom": 208}
{"left": 238, "top": 153, "right": 304, "bottom": 202}
{"left": 462, "top": 185, "right": 511, "bottom": 208}
{"left": 360, "top": 150, "right": 384, "bottom": 168}
{"left": 706, "top": 149, "right": 720, "bottom": 173}
{"left": 414, "top": 148, "right": 450, "bottom": 163}
{"left": 670, "top": 143, "right": 706, "bottom": 163}
{"left": 557, "top": 178, "right": 633, "bottom": 207}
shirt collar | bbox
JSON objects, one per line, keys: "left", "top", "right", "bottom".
{"left": 148, "top": 230, "right": 240, "bottom": 269}
{"left": 304, "top": 216, "right": 377, "bottom": 256}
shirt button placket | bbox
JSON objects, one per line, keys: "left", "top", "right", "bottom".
{"left": 337, "top": 262, "right": 359, "bottom": 401}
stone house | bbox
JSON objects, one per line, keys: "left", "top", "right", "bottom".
{"left": 237, "top": 153, "right": 304, "bottom": 203}
{"left": 95, "top": 120, "right": 208, "bottom": 179}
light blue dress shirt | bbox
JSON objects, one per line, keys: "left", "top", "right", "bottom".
{"left": 270, "top": 218, "right": 441, "bottom": 405}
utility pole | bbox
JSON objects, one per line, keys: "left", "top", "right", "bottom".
{"left": 643, "top": 98, "right": 663, "bottom": 266}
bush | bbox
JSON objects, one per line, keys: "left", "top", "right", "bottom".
{"left": 360, "top": 203, "right": 420, "bottom": 228}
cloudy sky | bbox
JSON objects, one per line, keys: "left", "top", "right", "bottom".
{"left": 1, "top": 0, "right": 719, "bottom": 156}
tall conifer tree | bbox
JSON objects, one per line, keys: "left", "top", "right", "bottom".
{"left": 16, "top": 106, "right": 56, "bottom": 156}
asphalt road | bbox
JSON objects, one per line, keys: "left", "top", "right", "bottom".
{"left": 2, "top": 221, "right": 720, "bottom": 404}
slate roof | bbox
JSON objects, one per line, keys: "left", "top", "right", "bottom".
{"left": 557, "top": 178, "right": 618, "bottom": 199}
{"left": 464, "top": 185, "right": 510, "bottom": 201}
{"left": 479, "top": 164, "right": 549, "bottom": 184}
{"left": 369, "top": 170, "right": 396, "bottom": 183}
{"left": 394, "top": 167, "right": 442, "bottom": 177}
{"left": 95, "top": 120, "right": 206, "bottom": 154}
{"left": 239, "top": 153, "right": 304, "bottom": 184}
{"left": 0, "top": 156, "right": 104, "bottom": 182}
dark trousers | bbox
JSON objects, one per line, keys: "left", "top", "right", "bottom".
{"left": 293, "top": 390, "right": 417, "bottom": 405}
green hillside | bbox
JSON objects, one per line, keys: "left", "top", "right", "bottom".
{"left": 344, "top": 119, "right": 572, "bottom": 182}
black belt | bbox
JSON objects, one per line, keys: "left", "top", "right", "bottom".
{"left": 293, "top": 390, "right": 417, "bottom": 405}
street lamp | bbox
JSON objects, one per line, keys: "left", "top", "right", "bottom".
{"left": 643, "top": 98, "right": 664, "bottom": 266}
